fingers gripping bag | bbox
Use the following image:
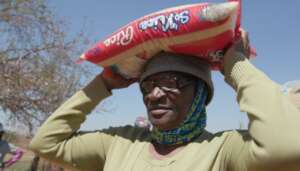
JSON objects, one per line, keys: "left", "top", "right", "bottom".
{"left": 80, "top": 0, "right": 255, "bottom": 79}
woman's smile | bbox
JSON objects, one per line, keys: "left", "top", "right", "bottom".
{"left": 149, "top": 108, "right": 171, "bottom": 119}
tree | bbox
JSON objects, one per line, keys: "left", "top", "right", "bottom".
{"left": 0, "top": 0, "right": 89, "bottom": 135}
{"left": 0, "top": 1, "right": 91, "bottom": 170}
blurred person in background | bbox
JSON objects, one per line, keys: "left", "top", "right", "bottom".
{"left": 282, "top": 80, "right": 300, "bottom": 110}
{"left": 134, "top": 116, "right": 152, "bottom": 130}
{"left": 0, "top": 123, "right": 23, "bottom": 170}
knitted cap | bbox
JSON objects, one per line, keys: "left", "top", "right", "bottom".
{"left": 140, "top": 52, "right": 214, "bottom": 104}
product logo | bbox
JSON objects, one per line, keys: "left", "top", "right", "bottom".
{"left": 139, "top": 10, "right": 190, "bottom": 32}
{"left": 104, "top": 26, "right": 134, "bottom": 47}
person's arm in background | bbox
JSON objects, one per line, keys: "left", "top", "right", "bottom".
{"left": 221, "top": 30, "right": 300, "bottom": 171}
{"left": 3, "top": 144, "right": 23, "bottom": 168}
{"left": 29, "top": 72, "right": 136, "bottom": 171}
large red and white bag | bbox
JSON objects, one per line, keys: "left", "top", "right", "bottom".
{"left": 80, "top": 0, "right": 254, "bottom": 78}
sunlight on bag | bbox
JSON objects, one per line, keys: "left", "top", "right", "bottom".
{"left": 79, "top": 0, "right": 254, "bottom": 79}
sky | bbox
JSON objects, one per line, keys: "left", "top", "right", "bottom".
{"left": 43, "top": 0, "right": 300, "bottom": 132}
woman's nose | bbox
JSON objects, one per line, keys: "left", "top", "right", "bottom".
{"left": 146, "top": 86, "right": 166, "bottom": 101}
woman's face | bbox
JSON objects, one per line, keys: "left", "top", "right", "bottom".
{"left": 141, "top": 72, "right": 196, "bottom": 131}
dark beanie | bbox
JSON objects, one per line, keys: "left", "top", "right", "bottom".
{"left": 140, "top": 52, "right": 214, "bottom": 105}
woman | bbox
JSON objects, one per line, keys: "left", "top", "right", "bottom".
{"left": 29, "top": 31, "right": 300, "bottom": 171}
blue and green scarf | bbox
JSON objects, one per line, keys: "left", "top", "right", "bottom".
{"left": 150, "top": 80, "right": 208, "bottom": 145}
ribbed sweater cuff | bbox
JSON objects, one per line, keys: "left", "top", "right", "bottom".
{"left": 82, "top": 75, "right": 112, "bottom": 105}
{"left": 223, "top": 52, "right": 258, "bottom": 90}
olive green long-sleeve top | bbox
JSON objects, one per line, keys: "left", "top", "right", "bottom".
{"left": 29, "top": 53, "right": 300, "bottom": 171}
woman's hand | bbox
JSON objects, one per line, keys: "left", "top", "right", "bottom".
{"left": 227, "top": 29, "right": 250, "bottom": 58}
{"left": 100, "top": 67, "right": 137, "bottom": 92}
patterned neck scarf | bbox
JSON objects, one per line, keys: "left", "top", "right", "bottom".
{"left": 150, "top": 80, "right": 208, "bottom": 145}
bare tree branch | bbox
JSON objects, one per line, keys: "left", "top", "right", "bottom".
{"left": 0, "top": 0, "right": 91, "bottom": 136}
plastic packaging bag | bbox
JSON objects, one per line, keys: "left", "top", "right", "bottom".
{"left": 80, "top": 0, "right": 253, "bottom": 78}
